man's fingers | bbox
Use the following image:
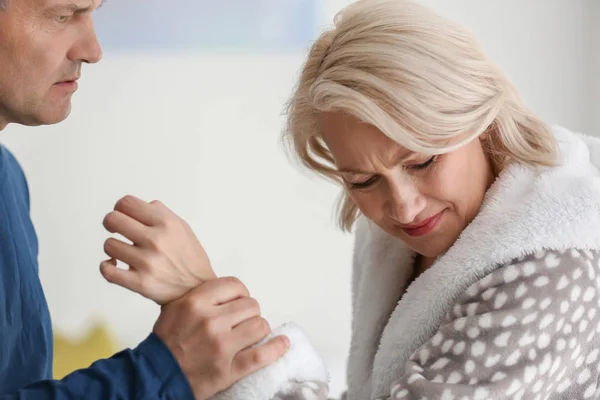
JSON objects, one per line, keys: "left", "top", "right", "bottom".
{"left": 113, "top": 195, "right": 162, "bottom": 226}
{"left": 229, "top": 316, "right": 271, "bottom": 350}
{"left": 99, "top": 259, "right": 142, "bottom": 294}
{"left": 193, "top": 277, "right": 250, "bottom": 306}
{"left": 232, "top": 335, "right": 290, "bottom": 377}
{"left": 103, "top": 210, "right": 150, "bottom": 245}
{"left": 218, "top": 297, "right": 262, "bottom": 329}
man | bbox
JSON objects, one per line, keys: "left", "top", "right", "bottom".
{"left": 0, "top": 0, "right": 289, "bottom": 398}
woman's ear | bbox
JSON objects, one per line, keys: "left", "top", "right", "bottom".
{"left": 479, "top": 124, "right": 504, "bottom": 177}
{"left": 479, "top": 123, "right": 495, "bottom": 141}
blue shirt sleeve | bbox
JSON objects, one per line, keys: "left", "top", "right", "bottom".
{"left": 0, "top": 333, "right": 195, "bottom": 400}
{"left": 0, "top": 145, "right": 195, "bottom": 399}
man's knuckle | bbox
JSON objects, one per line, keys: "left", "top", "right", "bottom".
{"left": 245, "top": 317, "right": 269, "bottom": 342}
{"left": 200, "top": 317, "right": 221, "bottom": 337}
{"left": 234, "top": 354, "right": 251, "bottom": 372}
{"left": 244, "top": 297, "right": 260, "bottom": 314}
{"left": 223, "top": 276, "right": 241, "bottom": 286}
{"left": 222, "top": 276, "right": 248, "bottom": 295}
{"left": 258, "top": 317, "right": 270, "bottom": 334}
{"left": 249, "top": 349, "right": 269, "bottom": 367}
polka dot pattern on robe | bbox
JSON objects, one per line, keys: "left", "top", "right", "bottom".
{"left": 387, "top": 249, "right": 600, "bottom": 400}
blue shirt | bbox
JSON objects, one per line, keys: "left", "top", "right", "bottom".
{"left": 0, "top": 144, "right": 194, "bottom": 399}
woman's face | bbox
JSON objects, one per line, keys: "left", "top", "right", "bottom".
{"left": 320, "top": 111, "right": 495, "bottom": 258}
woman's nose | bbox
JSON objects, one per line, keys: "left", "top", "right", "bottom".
{"left": 387, "top": 179, "right": 426, "bottom": 224}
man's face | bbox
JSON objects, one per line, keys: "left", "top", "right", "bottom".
{"left": 0, "top": 0, "right": 103, "bottom": 129}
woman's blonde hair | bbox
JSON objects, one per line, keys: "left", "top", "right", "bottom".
{"left": 283, "top": 0, "right": 558, "bottom": 232}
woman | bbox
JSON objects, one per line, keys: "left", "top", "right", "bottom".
{"left": 274, "top": 0, "right": 600, "bottom": 398}
{"left": 101, "top": 0, "right": 600, "bottom": 399}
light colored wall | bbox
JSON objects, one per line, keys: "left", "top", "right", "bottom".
{"left": 586, "top": 0, "right": 600, "bottom": 134}
{"left": 0, "top": 1, "right": 595, "bottom": 396}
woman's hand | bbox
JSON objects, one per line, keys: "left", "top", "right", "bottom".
{"left": 100, "top": 200, "right": 289, "bottom": 399}
{"left": 100, "top": 194, "right": 216, "bottom": 305}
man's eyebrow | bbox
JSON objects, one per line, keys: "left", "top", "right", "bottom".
{"left": 47, "top": 1, "right": 100, "bottom": 13}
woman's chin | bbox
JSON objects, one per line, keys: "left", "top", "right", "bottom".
{"left": 398, "top": 232, "right": 458, "bottom": 259}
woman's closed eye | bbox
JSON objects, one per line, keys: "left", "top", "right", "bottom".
{"left": 343, "top": 156, "right": 437, "bottom": 190}
{"left": 347, "top": 175, "right": 379, "bottom": 190}
{"left": 406, "top": 156, "right": 437, "bottom": 171}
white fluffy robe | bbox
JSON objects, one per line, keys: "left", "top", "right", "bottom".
{"left": 346, "top": 126, "right": 600, "bottom": 399}
{"left": 210, "top": 322, "right": 329, "bottom": 400}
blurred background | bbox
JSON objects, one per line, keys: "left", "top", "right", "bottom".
{"left": 0, "top": 0, "right": 598, "bottom": 397}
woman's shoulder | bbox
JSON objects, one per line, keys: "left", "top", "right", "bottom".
{"left": 550, "top": 124, "right": 600, "bottom": 172}
{"left": 447, "top": 126, "right": 600, "bottom": 272}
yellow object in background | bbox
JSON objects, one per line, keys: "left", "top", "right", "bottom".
{"left": 53, "top": 323, "right": 120, "bottom": 379}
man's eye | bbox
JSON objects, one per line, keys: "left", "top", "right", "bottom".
{"left": 54, "top": 15, "right": 70, "bottom": 23}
